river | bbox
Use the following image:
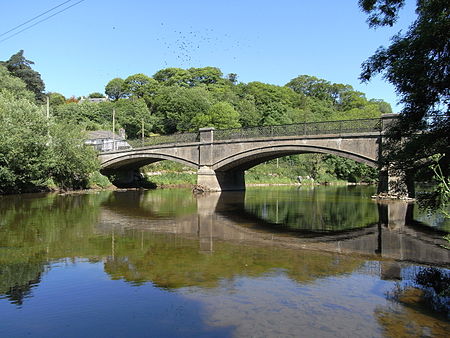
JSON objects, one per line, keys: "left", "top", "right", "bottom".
{"left": 0, "top": 186, "right": 449, "bottom": 337}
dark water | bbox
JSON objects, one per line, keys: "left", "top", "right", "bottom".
{"left": 0, "top": 186, "right": 449, "bottom": 337}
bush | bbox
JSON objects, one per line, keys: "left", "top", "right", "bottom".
{"left": 88, "top": 171, "right": 112, "bottom": 189}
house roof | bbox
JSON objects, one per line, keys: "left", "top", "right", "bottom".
{"left": 86, "top": 130, "right": 125, "bottom": 140}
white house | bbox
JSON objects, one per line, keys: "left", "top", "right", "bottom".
{"left": 85, "top": 130, "right": 131, "bottom": 152}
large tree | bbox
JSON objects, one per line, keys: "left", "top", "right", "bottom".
{"left": 1, "top": 50, "right": 45, "bottom": 102}
{"left": 359, "top": 0, "right": 449, "bottom": 176}
{"left": 105, "top": 78, "right": 127, "bottom": 101}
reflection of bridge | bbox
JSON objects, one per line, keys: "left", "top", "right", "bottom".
{"left": 98, "top": 192, "right": 449, "bottom": 266}
{"left": 99, "top": 115, "right": 408, "bottom": 195}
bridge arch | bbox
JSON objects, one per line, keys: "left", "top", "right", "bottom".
{"left": 100, "top": 152, "right": 198, "bottom": 171}
{"left": 212, "top": 144, "right": 378, "bottom": 172}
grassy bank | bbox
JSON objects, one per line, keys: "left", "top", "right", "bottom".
{"left": 141, "top": 159, "right": 369, "bottom": 187}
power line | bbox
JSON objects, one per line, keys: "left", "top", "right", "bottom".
{"left": 0, "top": 0, "right": 86, "bottom": 44}
{"left": 0, "top": 0, "right": 72, "bottom": 38}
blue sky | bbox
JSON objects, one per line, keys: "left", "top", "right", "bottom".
{"left": 1, "top": 0, "right": 416, "bottom": 111}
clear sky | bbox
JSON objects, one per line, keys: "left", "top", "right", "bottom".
{"left": 0, "top": 0, "right": 416, "bottom": 111}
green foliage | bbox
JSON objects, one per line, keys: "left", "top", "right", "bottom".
{"left": 114, "top": 98, "right": 154, "bottom": 138}
{"left": 0, "top": 87, "right": 99, "bottom": 193}
{"left": 0, "top": 50, "right": 45, "bottom": 102}
{"left": 145, "top": 172, "right": 196, "bottom": 186}
{"left": 186, "top": 66, "right": 224, "bottom": 86}
{"left": 191, "top": 101, "right": 241, "bottom": 130}
{"left": 48, "top": 92, "right": 66, "bottom": 106}
{"left": 245, "top": 154, "right": 377, "bottom": 184}
{"left": 88, "top": 92, "right": 105, "bottom": 98}
{"left": 153, "top": 67, "right": 190, "bottom": 86}
{"left": 52, "top": 101, "right": 113, "bottom": 130}
{"left": 359, "top": 0, "right": 449, "bottom": 177}
{"left": 105, "top": 78, "right": 127, "bottom": 101}
{"left": 45, "top": 124, "right": 99, "bottom": 190}
{"left": 152, "top": 86, "right": 211, "bottom": 133}
{"left": 123, "top": 73, "right": 158, "bottom": 99}
{"left": 417, "top": 154, "right": 450, "bottom": 218}
{"left": 88, "top": 171, "right": 112, "bottom": 188}
{"left": 0, "top": 91, "right": 49, "bottom": 192}
{"left": 153, "top": 66, "right": 224, "bottom": 87}
{"left": 0, "top": 66, "right": 34, "bottom": 101}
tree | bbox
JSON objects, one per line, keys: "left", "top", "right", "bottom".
{"left": 286, "top": 75, "right": 333, "bottom": 102}
{"left": 114, "top": 98, "right": 156, "bottom": 138}
{"left": 0, "top": 65, "right": 34, "bottom": 101}
{"left": 191, "top": 101, "right": 241, "bottom": 130}
{"left": 0, "top": 90, "right": 48, "bottom": 192}
{"left": 152, "top": 86, "right": 211, "bottom": 133}
{"left": 0, "top": 86, "right": 98, "bottom": 193}
{"left": 187, "top": 67, "right": 223, "bottom": 86}
{"left": 1, "top": 50, "right": 45, "bottom": 102}
{"left": 359, "top": 0, "right": 450, "bottom": 176}
{"left": 105, "top": 78, "right": 127, "bottom": 101}
{"left": 47, "top": 92, "right": 66, "bottom": 106}
{"left": 153, "top": 68, "right": 190, "bottom": 86}
{"left": 123, "top": 73, "right": 156, "bottom": 98}
{"left": 226, "top": 73, "right": 238, "bottom": 85}
{"left": 46, "top": 123, "right": 99, "bottom": 190}
{"left": 88, "top": 92, "right": 105, "bottom": 98}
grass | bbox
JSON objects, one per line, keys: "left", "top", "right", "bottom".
{"left": 141, "top": 160, "right": 352, "bottom": 187}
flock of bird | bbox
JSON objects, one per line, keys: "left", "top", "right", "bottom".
{"left": 155, "top": 23, "right": 245, "bottom": 66}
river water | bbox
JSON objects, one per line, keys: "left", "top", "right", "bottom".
{"left": 0, "top": 186, "right": 449, "bottom": 337}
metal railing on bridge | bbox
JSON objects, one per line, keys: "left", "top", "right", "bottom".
{"left": 213, "top": 117, "right": 382, "bottom": 141}
{"left": 95, "top": 117, "right": 382, "bottom": 152}
{"left": 126, "top": 132, "right": 199, "bottom": 148}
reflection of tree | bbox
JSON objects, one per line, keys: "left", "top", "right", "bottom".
{"left": 244, "top": 186, "right": 378, "bottom": 232}
{"left": 0, "top": 189, "right": 363, "bottom": 303}
{"left": 0, "top": 262, "right": 43, "bottom": 306}
{"left": 375, "top": 267, "right": 450, "bottom": 337}
{"left": 100, "top": 189, "right": 197, "bottom": 218}
{"left": 0, "top": 192, "right": 108, "bottom": 304}
{"left": 375, "top": 294, "right": 450, "bottom": 337}
{"left": 103, "top": 229, "right": 363, "bottom": 289}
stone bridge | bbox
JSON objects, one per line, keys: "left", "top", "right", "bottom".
{"left": 98, "top": 114, "right": 409, "bottom": 195}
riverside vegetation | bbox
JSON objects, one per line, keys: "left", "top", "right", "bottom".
{"left": 1, "top": 51, "right": 388, "bottom": 193}
{"left": 0, "top": 1, "right": 448, "bottom": 196}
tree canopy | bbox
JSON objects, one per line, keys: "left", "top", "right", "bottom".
{"left": 0, "top": 73, "right": 98, "bottom": 193}
{"left": 0, "top": 50, "right": 45, "bottom": 102}
{"left": 359, "top": 0, "right": 449, "bottom": 175}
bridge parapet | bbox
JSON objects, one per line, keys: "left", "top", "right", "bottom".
{"left": 127, "top": 131, "right": 199, "bottom": 149}
{"left": 214, "top": 118, "right": 383, "bottom": 141}
{"left": 97, "top": 117, "right": 386, "bottom": 153}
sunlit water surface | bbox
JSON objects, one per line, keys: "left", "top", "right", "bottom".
{"left": 0, "top": 186, "right": 448, "bottom": 337}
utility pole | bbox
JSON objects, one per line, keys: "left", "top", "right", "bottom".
{"left": 46, "top": 96, "right": 50, "bottom": 119}
{"left": 112, "top": 108, "right": 116, "bottom": 151}
{"left": 141, "top": 118, "right": 145, "bottom": 146}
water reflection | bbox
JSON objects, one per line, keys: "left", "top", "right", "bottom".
{"left": 0, "top": 188, "right": 449, "bottom": 336}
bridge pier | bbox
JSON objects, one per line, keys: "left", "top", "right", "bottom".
{"left": 377, "top": 167, "right": 413, "bottom": 198}
{"left": 197, "top": 167, "right": 245, "bottom": 191}
{"left": 376, "top": 115, "right": 415, "bottom": 199}
{"left": 197, "top": 127, "right": 245, "bottom": 191}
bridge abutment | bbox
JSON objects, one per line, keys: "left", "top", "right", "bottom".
{"left": 102, "top": 168, "right": 155, "bottom": 189}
